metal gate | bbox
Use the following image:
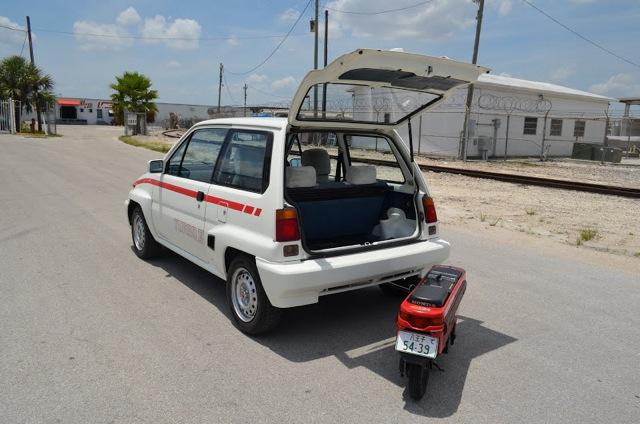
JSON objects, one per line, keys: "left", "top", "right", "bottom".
{"left": 0, "top": 99, "right": 16, "bottom": 134}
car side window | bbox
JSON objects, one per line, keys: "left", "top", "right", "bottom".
{"left": 166, "top": 128, "right": 228, "bottom": 182}
{"left": 166, "top": 139, "right": 189, "bottom": 177}
{"left": 213, "top": 130, "right": 272, "bottom": 193}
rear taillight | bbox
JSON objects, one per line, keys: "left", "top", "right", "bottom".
{"left": 422, "top": 195, "right": 438, "bottom": 223}
{"left": 275, "top": 208, "right": 300, "bottom": 242}
{"left": 399, "top": 310, "right": 443, "bottom": 329}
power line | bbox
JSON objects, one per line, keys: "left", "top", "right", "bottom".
{"left": 227, "top": 0, "right": 313, "bottom": 76}
{"left": 325, "top": 0, "right": 433, "bottom": 15}
{"left": 19, "top": 33, "right": 27, "bottom": 56}
{"left": 0, "top": 23, "right": 25, "bottom": 32}
{"left": 222, "top": 72, "right": 238, "bottom": 105}
{"left": 1, "top": 22, "right": 307, "bottom": 41}
{"left": 521, "top": 0, "right": 640, "bottom": 69}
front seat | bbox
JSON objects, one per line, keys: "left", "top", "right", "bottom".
{"left": 301, "top": 148, "right": 331, "bottom": 183}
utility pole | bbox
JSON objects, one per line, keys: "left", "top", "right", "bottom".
{"left": 458, "top": 0, "right": 485, "bottom": 160}
{"left": 26, "top": 16, "right": 42, "bottom": 132}
{"left": 313, "top": 0, "right": 319, "bottom": 116}
{"left": 217, "top": 63, "right": 223, "bottom": 113}
{"left": 322, "top": 9, "right": 328, "bottom": 117}
{"left": 243, "top": 83, "right": 248, "bottom": 117}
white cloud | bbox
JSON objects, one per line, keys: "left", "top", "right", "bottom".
{"left": 73, "top": 21, "right": 132, "bottom": 51}
{"left": 227, "top": 36, "right": 240, "bottom": 47}
{"left": 589, "top": 73, "right": 640, "bottom": 98}
{"left": 492, "top": 0, "right": 513, "bottom": 16}
{"left": 167, "top": 60, "right": 181, "bottom": 68}
{"left": 247, "top": 74, "right": 269, "bottom": 85}
{"left": 550, "top": 65, "right": 576, "bottom": 82}
{"left": 279, "top": 8, "right": 301, "bottom": 22}
{"left": 116, "top": 7, "right": 141, "bottom": 26}
{"left": 141, "top": 15, "right": 202, "bottom": 49}
{"left": 326, "top": 0, "right": 476, "bottom": 40}
{"left": 271, "top": 76, "right": 297, "bottom": 91}
{"left": 0, "top": 16, "right": 27, "bottom": 46}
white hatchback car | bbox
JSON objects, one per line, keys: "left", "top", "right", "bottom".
{"left": 126, "top": 49, "right": 487, "bottom": 334}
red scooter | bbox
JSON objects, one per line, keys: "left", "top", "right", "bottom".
{"left": 395, "top": 265, "right": 467, "bottom": 400}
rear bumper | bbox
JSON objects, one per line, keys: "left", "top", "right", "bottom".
{"left": 256, "top": 238, "right": 450, "bottom": 308}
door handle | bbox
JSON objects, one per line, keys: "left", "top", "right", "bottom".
{"left": 196, "top": 191, "right": 205, "bottom": 202}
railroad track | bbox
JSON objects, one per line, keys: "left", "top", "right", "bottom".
{"left": 347, "top": 156, "right": 640, "bottom": 199}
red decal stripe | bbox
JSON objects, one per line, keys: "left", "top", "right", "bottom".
{"left": 133, "top": 178, "right": 261, "bottom": 217}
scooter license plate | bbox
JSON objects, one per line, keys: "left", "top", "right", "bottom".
{"left": 395, "top": 330, "right": 438, "bottom": 358}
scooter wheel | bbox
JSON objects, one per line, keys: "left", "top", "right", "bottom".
{"left": 407, "top": 363, "right": 429, "bottom": 400}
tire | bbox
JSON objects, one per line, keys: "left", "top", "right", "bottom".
{"left": 226, "top": 255, "right": 282, "bottom": 335}
{"left": 407, "top": 363, "right": 429, "bottom": 400}
{"left": 130, "top": 206, "right": 161, "bottom": 259}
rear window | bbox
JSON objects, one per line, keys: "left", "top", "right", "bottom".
{"left": 297, "top": 83, "right": 439, "bottom": 125}
{"left": 346, "top": 135, "right": 405, "bottom": 183}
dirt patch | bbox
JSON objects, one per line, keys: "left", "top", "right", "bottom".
{"left": 425, "top": 170, "right": 640, "bottom": 258}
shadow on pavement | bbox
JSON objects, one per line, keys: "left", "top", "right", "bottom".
{"left": 149, "top": 249, "right": 517, "bottom": 417}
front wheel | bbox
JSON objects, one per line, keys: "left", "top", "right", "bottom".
{"left": 407, "top": 363, "right": 429, "bottom": 400}
{"left": 131, "top": 207, "right": 160, "bottom": 259}
{"left": 226, "top": 255, "right": 281, "bottom": 335}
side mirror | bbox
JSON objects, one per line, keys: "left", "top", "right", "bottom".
{"left": 149, "top": 159, "right": 163, "bottom": 173}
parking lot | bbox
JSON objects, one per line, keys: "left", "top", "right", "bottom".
{"left": 1, "top": 126, "right": 639, "bottom": 423}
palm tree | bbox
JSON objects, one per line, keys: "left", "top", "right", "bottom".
{"left": 0, "top": 55, "right": 54, "bottom": 131}
{"left": 109, "top": 72, "right": 158, "bottom": 125}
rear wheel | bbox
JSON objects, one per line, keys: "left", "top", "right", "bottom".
{"left": 131, "top": 207, "right": 160, "bottom": 259}
{"left": 407, "top": 363, "right": 429, "bottom": 400}
{"left": 226, "top": 255, "right": 282, "bottom": 335}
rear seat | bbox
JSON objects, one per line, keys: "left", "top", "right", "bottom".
{"left": 286, "top": 164, "right": 390, "bottom": 246}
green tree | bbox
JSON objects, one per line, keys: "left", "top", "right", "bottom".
{"left": 0, "top": 55, "right": 54, "bottom": 130}
{"left": 109, "top": 71, "right": 158, "bottom": 125}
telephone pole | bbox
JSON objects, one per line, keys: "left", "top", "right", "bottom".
{"left": 26, "top": 16, "right": 42, "bottom": 132}
{"left": 217, "top": 63, "right": 223, "bottom": 113}
{"left": 243, "top": 83, "right": 248, "bottom": 117}
{"left": 458, "top": 0, "right": 485, "bottom": 160}
{"left": 313, "top": 0, "right": 319, "bottom": 115}
{"left": 322, "top": 10, "right": 328, "bottom": 117}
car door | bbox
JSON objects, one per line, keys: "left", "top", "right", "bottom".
{"left": 155, "top": 127, "right": 227, "bottom": 263}
{"left": 205, "top": 129, "right": 273, "bottom": 273}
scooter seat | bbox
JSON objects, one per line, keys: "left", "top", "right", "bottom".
{"left": 409, "top": 284, "right": 449, "bottom": 307}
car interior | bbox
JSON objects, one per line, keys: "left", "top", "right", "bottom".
{"left": 284, "top": 132, "right": 419, "bottom": 252}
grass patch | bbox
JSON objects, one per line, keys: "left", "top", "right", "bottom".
{"left": 489, "top": 217, "right": 502, "bottom": 227}
{"left": 634, "top": 252, "right": 640, "bottom": 258}
{"left": 525, "top": 208, "right": 536, "bottom": 216}
{"left": 480, "top": 212, "right": 487, "bottom": 222}
{"left": 576, "top": 237, "right": 582, "bottom": 246}
{"left": 119, "top": 135, "right": 171, "bottom": 153}
{"left": 579, "top": 228, "right": 598, "bottom": 242}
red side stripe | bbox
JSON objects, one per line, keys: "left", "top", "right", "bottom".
{"left": 133, "top": 178, "right": 261, "bottom": 217}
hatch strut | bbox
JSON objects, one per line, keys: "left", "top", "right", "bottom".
{"left": 408, "top": 117, "right": 415, "bottom": 179}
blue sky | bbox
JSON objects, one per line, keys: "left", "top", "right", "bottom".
{"left": 1, "top": 0, "right": 639, "bottom": 107}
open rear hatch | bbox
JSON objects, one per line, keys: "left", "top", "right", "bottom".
{"left": 286, "top": 49, "right": 489, "bottom": 254}
{"left": 289, "top": 48, "right": 489, "bottom": 130}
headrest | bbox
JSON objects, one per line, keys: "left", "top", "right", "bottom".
{"left": 346, "top": 165, "right": 377, "bottom": 185}
{"left": 301, "top": 148, "right": 331, "bottom": 176}
{"left": 286, "top": 166, "right": 317, "bottom": 188}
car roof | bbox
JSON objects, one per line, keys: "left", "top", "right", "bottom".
{"left": 194, "top": 117, "right": 288, "bottom": 130}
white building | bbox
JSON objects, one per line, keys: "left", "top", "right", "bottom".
{"left": 396, "top": 74, "right": 613, "bottom": 158}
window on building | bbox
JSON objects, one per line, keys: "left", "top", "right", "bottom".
{"left": 79, "top": 108, "right": 84, "bottom": 113}
{"left": 574, "top": 120, "right": 586, "bottom": 138}
{"left": 97, "top": 109, "right": 103, "bottom": 119}
{"left": 523, "top": 117, "right": 538, "bottom": 135}
{"left": 213, "top": 130, "right": 273, "bottom": 193}
{"left": 550, "top": 119, "right": 563, "bottom": 136}
{"left": 89, "top": 108, "right": 93, "bottom": 113}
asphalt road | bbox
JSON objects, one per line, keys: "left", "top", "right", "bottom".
{"left": 1, "top": 126, "right": 639, "bottom": 424}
